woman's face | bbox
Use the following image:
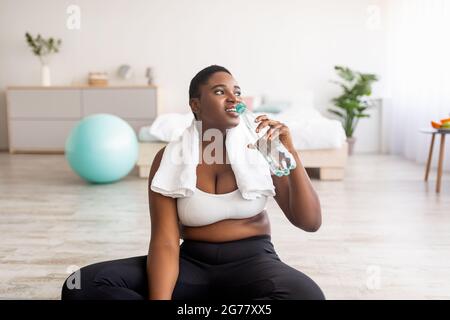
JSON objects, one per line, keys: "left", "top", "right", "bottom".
{"left": 190, "top": 71, "right": 243, "bottom": 130}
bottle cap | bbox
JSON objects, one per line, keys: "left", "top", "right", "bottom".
{"left": 235, "top": 102, "right": 247, "bottom": 114}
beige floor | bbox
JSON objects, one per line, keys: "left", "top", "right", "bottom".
{"left": 0, "top": 152, "right": 449, "bottom": 300}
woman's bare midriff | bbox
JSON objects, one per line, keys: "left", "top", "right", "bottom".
{"left": 179, "top": 162, "right": 271, "bottom": 243}
{"left": 180, "top": 210, "right": 271, "bottom": 243}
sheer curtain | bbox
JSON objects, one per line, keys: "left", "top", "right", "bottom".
{"left": 385, "top": 0, "right": 450, "bottom": 171}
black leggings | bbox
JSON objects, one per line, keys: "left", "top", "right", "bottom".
{"left": 61, "top": 235, "right": 325, "bottom": 300}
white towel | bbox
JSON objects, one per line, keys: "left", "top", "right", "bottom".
{"left": 150, "top": 118, "right": 276, "bottom": 200}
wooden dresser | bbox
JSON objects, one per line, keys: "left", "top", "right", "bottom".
{"left": 6, "top": 85, "right": 159, "bottom": 153}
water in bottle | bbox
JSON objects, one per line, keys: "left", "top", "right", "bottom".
{"left": 235, "top": 102, "right": 297, "bottom": 176}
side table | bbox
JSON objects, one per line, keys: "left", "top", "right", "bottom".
{"left": 420, "top": 128, "right": 449, "bottom": 193}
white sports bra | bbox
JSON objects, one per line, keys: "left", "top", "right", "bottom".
{"left": 176, "top": 187, "right": 268, "bottom": 227}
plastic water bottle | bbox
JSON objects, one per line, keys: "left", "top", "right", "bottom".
{"left": 235, "top": 102, "right": 297, "bottom": 176}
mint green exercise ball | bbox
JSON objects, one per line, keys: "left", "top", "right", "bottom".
{"left": 65, "top": 114, "right": 138, "bottom": 184}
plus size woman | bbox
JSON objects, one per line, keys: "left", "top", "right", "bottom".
{"left": 61, "top": 65, "right": 325, "bottom": 300}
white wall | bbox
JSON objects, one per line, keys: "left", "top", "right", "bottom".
{"left": 0, "top": 0, "right": 387, "bottom": 152}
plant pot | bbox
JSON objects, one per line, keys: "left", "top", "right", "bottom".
{"left": 41, "top": 64, "right": 51, "bottom": 86}
{"left": 346, "top": 137, "right": 356, "bottom": 155}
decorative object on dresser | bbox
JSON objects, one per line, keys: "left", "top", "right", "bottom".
{"left": 88, "top": 72, "right": 109, "bottom": 86}
{"left": 328, "top": 65, "right": 379, "bottom": 155}
{"left": 145, "top": 67, "right": 154, "bottom": 85}
{"left": 117, "top": 65, "right": 133, "bottom": 80}
{"left": 25, "top": 32, "right": 62, "bottom": 87}
{"left": 6, "top": 85, "right": 159, "bottom": 153}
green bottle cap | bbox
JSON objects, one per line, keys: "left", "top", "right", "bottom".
{"left": 235, "top": 102, "right": 247, "bottom": 114}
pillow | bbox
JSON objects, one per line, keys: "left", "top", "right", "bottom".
{"left": 148, "top": 112, "right": 194, "bottom": 142}
{"left": 276, "top": 106, "right": 323, "bottom": 122}
{"left": 254, "top": 100, "right": 292, "bottom": 114}
{"left": 138, "top": 127, "right": 162, "bottom": 142}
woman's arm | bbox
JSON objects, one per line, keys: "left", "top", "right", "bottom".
{"left": 255, "top": 115, "right": 322, "bottom": 232}
{"left": 272, "top": 151, "right": 322, "bottom": 232}
{"left": 147, "top": 147, "right": 181, "bottom": 300}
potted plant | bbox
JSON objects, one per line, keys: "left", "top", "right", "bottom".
{"left": 25, "top": 32, "right": 62, "bottom": 86}
{"left": 328, "top": 65, "right": 379, "bottom": 155}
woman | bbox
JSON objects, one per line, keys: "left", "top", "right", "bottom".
{"left": 61, "top": 65, "right": 325, "bottom": 300}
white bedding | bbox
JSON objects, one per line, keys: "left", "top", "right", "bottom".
{"left": 139, "top": 107, "right": 346, "bottom": 150}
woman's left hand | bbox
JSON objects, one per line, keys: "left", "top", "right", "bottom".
{"left": 254, "top": 115, "right": 296, "bottom": 151}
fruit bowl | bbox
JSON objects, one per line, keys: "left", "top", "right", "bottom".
{"left": 431, "top": 118, "right": 450, "bottom": 130}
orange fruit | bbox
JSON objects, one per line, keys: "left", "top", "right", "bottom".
{"left": 431, "top": 121, "right": 442, "bottom": 129}
{"left": 440, "top": 118, "right": 450, "bottom": 124}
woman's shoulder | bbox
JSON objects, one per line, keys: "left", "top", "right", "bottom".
{"left": 154, "top": 146, "right": 167, "bottom": 162}
{"left": 149, "top": 147, "right": 166, "bottom": 180}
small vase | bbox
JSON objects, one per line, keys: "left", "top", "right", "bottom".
{"left": 41, "top": 64, "right": 51, "bottom": 86}
{"left": 346, "top": 137, "right": 356, "bottom": 155}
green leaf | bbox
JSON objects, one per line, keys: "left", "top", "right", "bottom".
{"left": 334, "top": 65, "right": 355, "bottom": 82}
{"left": 356, "top": 106, "right": 368, "bottom": 113}
{"left": 328, "top": 109, "right": 345, "bottom": 118}
{"left": 24, "top": 32, "right": 62, "bottom": 57}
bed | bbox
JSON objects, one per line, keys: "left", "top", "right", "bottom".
{"left": 136, "top": 106, "right": 348, "bottom": 180}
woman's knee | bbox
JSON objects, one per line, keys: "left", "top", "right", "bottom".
{"left": 274, "top": 270, "right": 325, "bottom": 300}
{"left": 61, "top": 269, "right": 85, "bottom": 300}
{"left": 61, "top": 256, "right": 148, "bottom": 300}
{"left": 61, "top": 263, "right": 107, "bottom": 300}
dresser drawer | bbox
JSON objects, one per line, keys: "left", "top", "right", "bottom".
{"left": 82, "top": 88, "right": 157, "bottom": 119}
{"left": 8, "top": 120, "right": 79, "bottom": 151}
{"left": 7, "top": 89, "right": 82, "bottom": 119}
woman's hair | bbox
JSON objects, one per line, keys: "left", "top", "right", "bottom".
{"left": 189, "top": 65, "right": 232, "bottom": 120}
